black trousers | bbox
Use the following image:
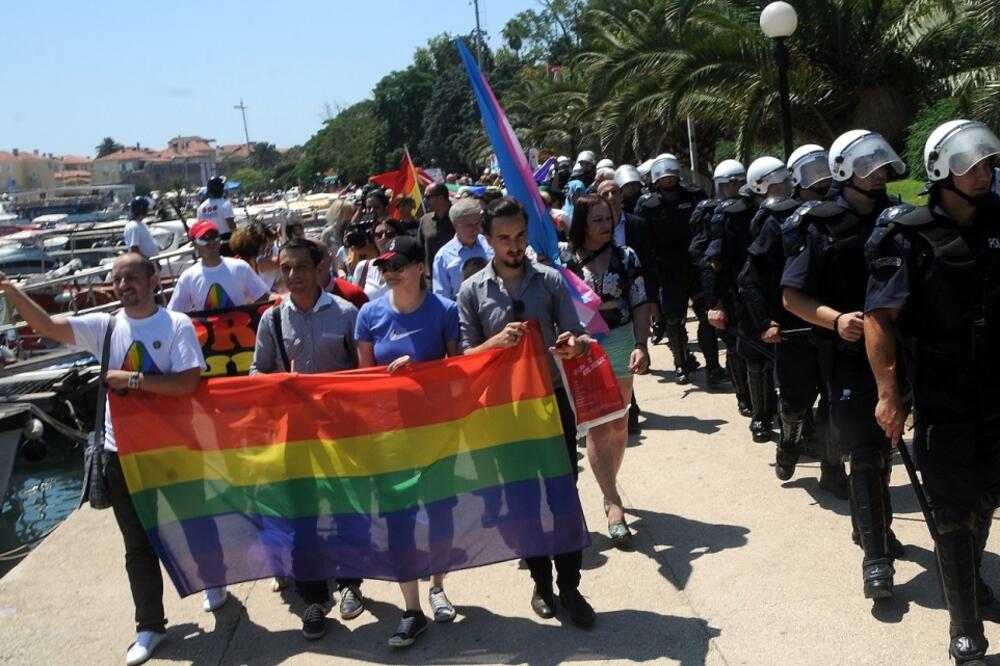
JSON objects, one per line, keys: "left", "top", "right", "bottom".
{"left": 525, "top": 387, "right": 584, "bottom": 592}
{"left": 107, "top": 454, "right": 166, "bottom": 633}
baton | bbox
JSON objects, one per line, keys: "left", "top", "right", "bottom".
{"left": 778, "top": 327, "right": 813, "bottom": 338}
{"left": 725, "top": 327, "right": 775, "bottom": 361}
{"left": 896, "top": 438, "right": 940, "bottom": 543}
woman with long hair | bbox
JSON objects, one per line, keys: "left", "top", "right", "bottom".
{"left": 560, "top": 194, "right": 650, "bottom": 549}
{"left": 354, "top": 235, "right": 461, "bottom": 647}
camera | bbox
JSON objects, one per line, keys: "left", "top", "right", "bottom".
{"left": 344, "top": 220, "right": 373, "bottom": 248}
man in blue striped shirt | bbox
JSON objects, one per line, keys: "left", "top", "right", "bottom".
{"left": 432, "top": 197, "right": 494, "bottom": 299}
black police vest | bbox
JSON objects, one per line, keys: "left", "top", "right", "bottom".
{"left": 638, "top": 188, "right": 701, "bottom": 260}
{"left": 812, "top": 203, "right": 883, "bottom": 313}
{"left": 904, "top": 213, "right": 1000, "bottom": 360}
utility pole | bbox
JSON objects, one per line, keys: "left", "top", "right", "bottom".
{"left": 472, "top": 0, "right": 483, "bottom": 66}
{"left": 234, "top": 98, "right": 251, "bottom": 161}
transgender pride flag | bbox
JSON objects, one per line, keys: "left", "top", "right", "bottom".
{"left": 455, "top": 38, "right": 607, "bottom": 336}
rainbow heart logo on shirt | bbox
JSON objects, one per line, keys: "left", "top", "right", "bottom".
{"left": 121, "top": 341, "right": 162, "bottom": 374}
{"left": 203, "top": 283, "right": 235, "bottom": 310}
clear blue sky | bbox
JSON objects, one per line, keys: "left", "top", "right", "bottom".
{"left": 1, "top": 1, "right": 539, "bottom": 158}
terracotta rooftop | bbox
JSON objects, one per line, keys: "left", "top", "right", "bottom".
{"left": 94, "top": 148, "right": 163, "bottom": 162}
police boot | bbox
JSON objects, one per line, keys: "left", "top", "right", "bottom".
{"left": 650, "top": 317, "right": 665, "bottom": 345}
{"left": 973, "top": 507, "right": 1000, "bottom": 623}
{"left": 849, "top": 451, "right": 894, "bottom": 599}
{"left": 665, "top": 319, "right": 692, "bottom": 384}
{"left": 696, "top": 315, "right": 721, "bottom": 375}
{"left": 727, "top": 352, "right": 752, "bottom": 417}
{"left": 936, "top": 520, "right": 988, "bottom": 664}
{"left": 628, "top": 394, "right": 641, "bottom": 436}
{"left": 775, "top": 402, "right": 805, "bottom": 481}
{"left": 819, "top": 460, "right": 849, "bottom": 500}
{"left": 746, "top": 364, "right": 774, "bottom": 443}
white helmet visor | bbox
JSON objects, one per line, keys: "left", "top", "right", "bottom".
{"left": 797, "top": 156, "right": 831, "bottom": 189}
{"left": 847, "top": 135, "right": 905, "bottom": 179}
{"left": 937, "top": 124, "right": 1000, "bottom": 178}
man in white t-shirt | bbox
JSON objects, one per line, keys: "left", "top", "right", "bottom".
{"left": 167, "top": 219, "right": 270, "bottom": 313}
{"left": 0, "top": 252, "right": 208, "bottom": 666}
{"left": 123, "top": 196, "right": 160, "bottom": 259}
{"left": 196, "top": 176, "right": 236, "bottom": 233}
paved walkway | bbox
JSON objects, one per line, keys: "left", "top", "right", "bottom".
{"left": 1, "top": 338, "right": 997, "bottom": 665}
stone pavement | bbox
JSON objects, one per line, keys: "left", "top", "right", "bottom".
{"left": 1, "top": 338, "right": 998, "bottom": 665}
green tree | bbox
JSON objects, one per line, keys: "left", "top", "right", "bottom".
{"left": 370, "top": 65, "right": 435, "bottom": 171}
{"left": 298, "top": 101, "right": 378, "bottom": 186}
{"left": 250, "top": 142, "right": 281, "bottom": 170}
{"left": 95, "top": 137, "right": 124, "bottom": 158}
{"left": 500, "top": 0, "right": 584, "bottom": 65}
{"left": 230, "top": 167, "right": 269, "bottom": 193}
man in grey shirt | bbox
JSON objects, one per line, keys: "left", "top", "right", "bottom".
{"left": 456, "top": 196, "right": 596, "bottom": 629}
{"left": 250, "top": 237, "right": 365, "bottom": 640}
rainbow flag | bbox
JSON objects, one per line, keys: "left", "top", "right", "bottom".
{"left": 455, "top": 38, "right": 560, "bottom": 263}
{"left": 110, "top": 328, "right": 589, "bottom": 597}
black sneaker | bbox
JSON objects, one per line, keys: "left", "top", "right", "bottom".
{"left": 675, "top": 367, "right": 692, "bottom": 385}
{"left": 388, "top": 610, "right": 428, "bottom": 647}
{"left": 339, "top": 585, "right": 364, "bottom": 620}
{"left": 531, "top": 585, "right": 556, "bottom": 619}
{"left": 301, "top": 603, "right": 327, "bottom": 640}
{"left": 862, "top": 559, "right": 894, "bottom": 600}
{"left": 737, "top": 400, "right": 753, "bottom": 418}
{"left": 558, "top": 589, "right": 595, "bottom": 628}
{"left": 750, "top": 418, "right": 772, "bottom": 443}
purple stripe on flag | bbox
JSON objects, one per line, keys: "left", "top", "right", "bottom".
{"left": 146, "top": 475, "right": 589, "bottom": 596}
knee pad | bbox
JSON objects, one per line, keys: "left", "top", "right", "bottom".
{"left": 934, "top": 508, "right": 977, "bottom": 536}
{"left": 848, "top": 447, "right": 881, "bottom": 473}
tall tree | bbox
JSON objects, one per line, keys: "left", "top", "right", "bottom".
{"left": 95, "top": 137, "right": 124, "bottom": 158}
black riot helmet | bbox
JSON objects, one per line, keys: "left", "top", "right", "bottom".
{"left": 207, "top": 176, "right": 226, "bottom": 199}
{"left": 129, "top": 196, "right": 151, "bottom": 219}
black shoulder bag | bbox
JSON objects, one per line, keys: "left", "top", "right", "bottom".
{"left": 80, "top": 315, "right": 117, "bottom": 510}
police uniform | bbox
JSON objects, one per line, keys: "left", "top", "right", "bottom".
{"left": 636, "top": 183, "right": 710, "bottom": 379}
{"left": 866, "top": 200, "right": 1000, "bottom": 657}
{"left": 740, "top": 196, "right": 843, "bottom": 486}
{"left": 704, "top": 194, "right": 774, "bottom": 437}
{"left": 687, "top": 198, "right": 723, "bottom": 376}
{"left": 781, "top": 194, "right": 900, "bottom": 598}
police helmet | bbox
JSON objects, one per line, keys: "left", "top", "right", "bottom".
{"left": 556, "top": 155, "right": 572, "bottom": 169}
{"left": 596, "top": 158, "right": 615, "bottom": 170}
{"left": 576, "top": 150, "right": 596, "bottom": 165}
{"left": 570, "top": 163, "right": 585, "bottom": 179}
{"left": 650, "top": 154, "right": 682, "bottom": 182}
{"left": 829, "top": 130, "right": 905, "bottom": 182}
{"left": 924, "top": 120, "right": 1000, "bottom": 181}
{"left": 747, "top": 156, "right": 790, "bottom": 195}
{"left": 637, "top": 159, "right": 655, "bottom": 178}
{"left": 207, "top": 175, "right": 226, "bottom": 198}
{"left": 614, "top": 165, "right": 643, "bottom": 188}
{"left": 713, "top": 159, "right": 746, "bottom": 185}
{"left": 129, "top": 196, "right": 151, "bottom": 218}
{"left": 787, "top": 144, "right": 831, "bottom": 189}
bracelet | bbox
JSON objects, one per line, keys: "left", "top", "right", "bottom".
{"left": 128, "top": 371, "right": 141, "bottom": 390}
{"left": 832, "top": 313, "right": 843, "bottom": 334}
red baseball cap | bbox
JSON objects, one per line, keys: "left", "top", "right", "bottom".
{"left": 188, "top": 219, "right": 221, "bottom": 240}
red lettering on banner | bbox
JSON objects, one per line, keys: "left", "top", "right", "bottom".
{"left": 209, "top": 311, "right": 255, "bottom": 352}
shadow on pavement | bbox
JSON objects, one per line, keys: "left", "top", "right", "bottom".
{"left": 166, "top": 596, "right": 722, "bottom": 666}
{"left": 584, "top": 508, "right": 750, "bottom": 592}
{"left": 639, "top": 411, "right": 727, "bottom": 435}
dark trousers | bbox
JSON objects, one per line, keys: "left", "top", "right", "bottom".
{"left": 525, "top": 387, "right": 584, "bottom": 592}
{"left": 108, "top": 454, "right": 166, "bottom": 633}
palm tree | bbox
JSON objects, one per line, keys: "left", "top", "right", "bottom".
{"left": 95, "top": 137, "right": 124, "bottom": 158}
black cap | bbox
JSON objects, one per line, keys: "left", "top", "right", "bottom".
{"left": 373, "top": 235, "right": 425, "bottom": 269}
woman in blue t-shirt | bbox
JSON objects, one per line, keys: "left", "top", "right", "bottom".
{"left": 354, "top": 236, "right": 460, "bottom": 648}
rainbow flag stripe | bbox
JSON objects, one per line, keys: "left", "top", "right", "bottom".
{"left": 110, "top": 328, "right": 589, "bottom": 597}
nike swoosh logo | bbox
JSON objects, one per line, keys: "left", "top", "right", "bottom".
{"left": 388, "top": 328, "right": 423, "bottom": 342}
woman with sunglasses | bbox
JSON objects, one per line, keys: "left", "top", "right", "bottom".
{"left": 353, "top": 218, "right": 405, "bottom": 299}
{"left": 167, "top": 219, "right": 271, "bottom": 314}
{"left": 559, "top": 194, "right": 650, "bottom": 550}
{"left": 354, "top": 235, "right": 461, "bottom": 648}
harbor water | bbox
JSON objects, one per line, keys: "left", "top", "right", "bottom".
{"left": 0, "top": 444, "right": 82, "bottom": 577}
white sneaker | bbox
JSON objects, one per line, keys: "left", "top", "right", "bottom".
{"left": 125, "top": 630, "right": 166, "bottom": 666}
{"left": 202, "top": 586, "right": 228, "bottom": 612}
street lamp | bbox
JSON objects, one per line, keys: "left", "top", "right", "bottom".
{"left": 760, "top": 1, "right": 797, "bottom": 161}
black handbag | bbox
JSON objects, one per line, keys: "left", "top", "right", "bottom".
{"left": 80, "top": 315, "right": 116, "bottom": 510}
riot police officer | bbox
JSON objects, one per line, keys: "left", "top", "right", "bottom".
{"left": 636, "top": 154, "right": 708, "bottom": 383}
{"left": 705, "top": 157, "right": 787, "bottom": 441}
{"left": 688, "top": 162, "right": 747, "bottom": 389}
{"left": 738, "top": 145, "right": 847, "bottom": 496}
{"left": 865, "top": 120, "right": 1000, "bottom": 664}
{"left": 615, "top": 164, "right": 646, "bottom": 215}
{"left": 781, "top": 130, "right": 906, "bottom": 602}
{"left": 576, "top": 150, "right": 597, "bottom": 188}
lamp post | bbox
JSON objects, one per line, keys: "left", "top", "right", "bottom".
{"left": 760, "top": 1, "right": 797, "bottom": 161}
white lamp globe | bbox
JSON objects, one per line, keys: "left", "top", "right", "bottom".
{"left": 760, "top": 1, "right": 798, "bottom": 39}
